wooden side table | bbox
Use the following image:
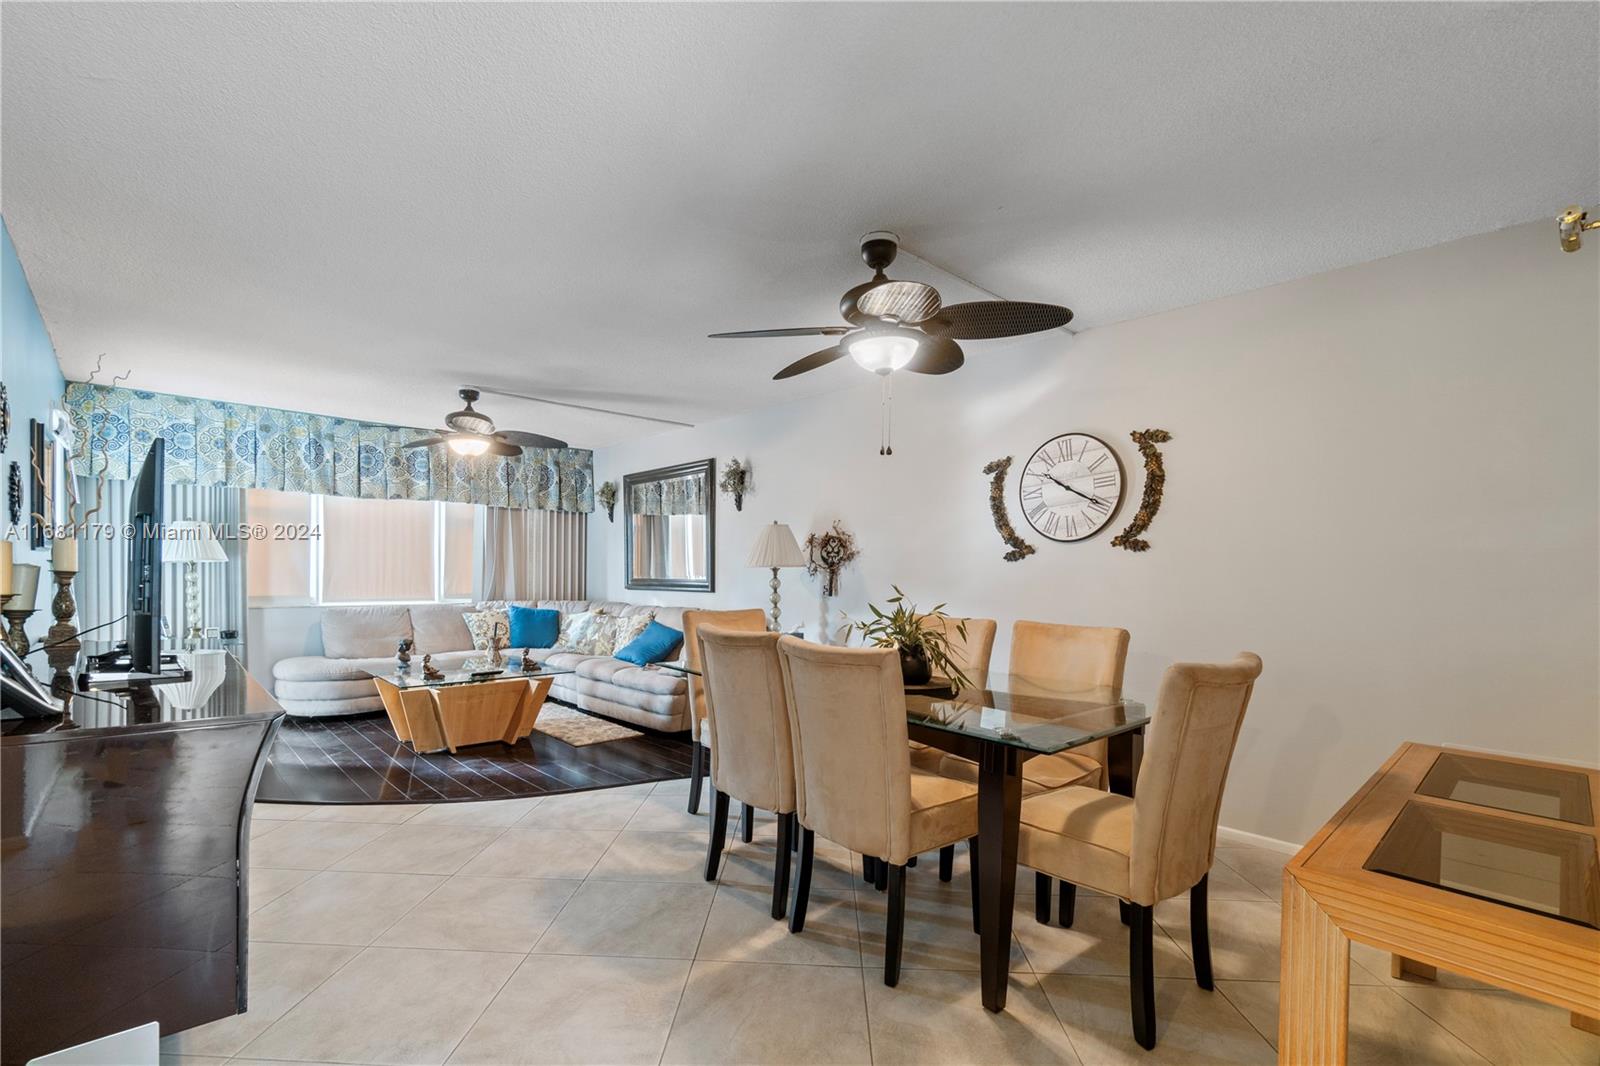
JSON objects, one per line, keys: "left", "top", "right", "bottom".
{"left": 372, "top": 667, "right": 568, "bottom": 754}
{"left": 1280, "top": 742, "right": 1600, "bottom": 1064}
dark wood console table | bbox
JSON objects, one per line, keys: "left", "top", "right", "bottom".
{"left": 1, "top": 648, "right": 283, "bottom": 1065}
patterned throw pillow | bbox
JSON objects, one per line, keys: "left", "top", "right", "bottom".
{"left": 611, "top": 613, "right": 654, "bottom": 653}
{"left": 462, "top": 608, "right": 510, "bottom": 652}
{"left": 556, "top": 610, "right": 602, "bottom": 652}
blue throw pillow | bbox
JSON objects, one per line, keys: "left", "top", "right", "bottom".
{"left": 615, "top": 620, "right": 684, "bottom": 666}
{"left": 508, "top": 606, "right": 560, "bottom": 649}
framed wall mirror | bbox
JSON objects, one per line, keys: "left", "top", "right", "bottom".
{"left": 624, "top": 459, "right": 715, "bottom": 592}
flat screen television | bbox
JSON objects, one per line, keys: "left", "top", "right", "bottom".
{"left": 128, "top": 438, "right": 164, "bottom": 674}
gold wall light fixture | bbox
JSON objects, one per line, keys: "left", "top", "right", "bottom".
{"left": 1558, "top": 205, "right": 1600, "bottom": 252}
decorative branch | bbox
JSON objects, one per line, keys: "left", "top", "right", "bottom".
{"left": 1110, "top": 429, "right": 1173, "bottom": 553}
{"left": 983, "top": 457, "right": 1035, "bottom": 562}
{"left": 595, "top": 481, "right": 618, "bottom": 523}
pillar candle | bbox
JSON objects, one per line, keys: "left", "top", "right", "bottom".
{"left": 12, "top": 564, "right": 40, "bottom": 611}
{"left": 0, "top": 541, "right": 12, "bottom": 596}
{"left": 51, "top": 537, "right": 79, "bottom": 573}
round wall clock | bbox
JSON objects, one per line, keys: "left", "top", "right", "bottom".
{"left": 1018, "top": 433, "right": 1126, "bottom": 542}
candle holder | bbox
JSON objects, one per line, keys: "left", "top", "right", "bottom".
{"left": 3, "top": 600, "right": 33, "bottom": 659}
{"left": 44, "top": 568, "right": 80, "bottom": 673}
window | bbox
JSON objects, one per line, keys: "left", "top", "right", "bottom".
{"left": 246, "top": 489, "right": 477, "bottom": 605}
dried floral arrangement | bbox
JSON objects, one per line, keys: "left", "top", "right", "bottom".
{"left": 719, "top": 458, "right": 750, "bottom": 511}
{"left": 983, "top": 457, "right": 1036, "bottom": 562}
{"left": 852, "top": 586, "right": 972, "bottom": 689}
{"left": 596, "top": 481, "right": 618, "bottom": 522}
{"left": 1110, "top": 429, "right": 1173, "bottom": 553}
{"left": 804, "top": 519, "right": 859, "bottom": 597}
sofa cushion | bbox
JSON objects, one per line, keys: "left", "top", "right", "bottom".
{"left": 321, "top": 606, "right": 412, "bottom": 659}
{"left": 509, "top": 606, "right": 561, "bottom": 649}
{"left": 576, "top": 656, "right": 687, "bottom": 696}
{"left": 410, "top": 603, "right": 475, "bottom": 653}
{"left": 463, "top": 607, "right": 510, "bottom": 651}
{"left": 538, "top": 600, "right": 593, "bottom": 618}
{"left": 615, "top": 621, "right": 684, "bottom": 666}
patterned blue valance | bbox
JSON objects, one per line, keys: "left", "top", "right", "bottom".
{"left": 65, "top": 384, "right": 594, "bottom": 513}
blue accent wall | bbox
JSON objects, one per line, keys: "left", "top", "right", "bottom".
{"left": 1, "top": 217, "right": 67, "bottom": 603}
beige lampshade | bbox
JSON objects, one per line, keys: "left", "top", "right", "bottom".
{"left": 747, "top": 521, "right": 806, "bottom": 569}
{"left": 164, "top": 521, "right": 229, "bottom": 564}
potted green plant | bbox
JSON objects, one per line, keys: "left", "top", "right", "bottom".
{"left": 853, "top": 586, "right": 971, "bottom": 688}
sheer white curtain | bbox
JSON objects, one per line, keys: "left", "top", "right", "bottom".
{"left": 76, "top": 478, "right": 249, "bottom": 656}
{"left": 475, "top": 507, "right": 587, "bottom": 602}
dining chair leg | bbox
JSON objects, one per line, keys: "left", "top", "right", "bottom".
{"left": 1190, "top": 873, "right": 1213, "bottom": 990}
{"left": 687, "top": 743, "right": 706, "bottom": 815}
{"left": 1119, "top": 899, "right": 1132, "bottom": 926}
{"left": 1034, "top": 871, "right": 1052, "bottom": 924}
{"left": 704, "top": 790, "right": 730, "bottom": 882}
{"left": 1129, "top": 902, "right": 1157, "bottom": 1050}
{"left": 884, "top": 863, "right": 908, "bottom": 987}
{"left": 863, "top": 856, "right": 878, "bottom": 885}
{"left": 789, "top": 827, "right": 815, "bottom": 934}
{"left": 1058, "top": 881, "right": 1077, "bottom": 928}
{"left": 907, "top": 855, "right": 918, "bottom": 868}
{"left": 966, "top": 836, "right": 981, "bottom": 934}
{"left": 740, "top": 802, "right": 755, "bottom": 843}
{"left": 938, "top": 845, "right": 954, "bottom": 882}
{"left": 771, "top": 812, "right": 793, "bottom": 920}
{"left": 874, "top": 856, "right": 888, "bottom": 891}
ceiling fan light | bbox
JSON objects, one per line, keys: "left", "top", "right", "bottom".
{"left": 448, "top": 435, "right": 491, "bottom": 457}
{"left": 846, "top": 329, "right": 921, "bottom": 375}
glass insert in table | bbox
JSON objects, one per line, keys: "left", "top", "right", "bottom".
{"left": 1416, "top": 751, "right": 1594, "bottom": 825}
{"left": 1364, "top": 800, "right": 1600, "bottom": 929}
{"left": 906, "top": 679, "right": 1147, "bottom": 755}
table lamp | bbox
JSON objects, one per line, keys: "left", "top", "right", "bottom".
{"left": 746, "top": 521, "right": 806, "bottom": 633}
{"left": 165, "top": 521, "right": 229, "bottom": 650}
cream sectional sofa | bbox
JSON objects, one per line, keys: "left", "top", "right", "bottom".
{"left": 270, "top": 599, "right": 691, "bottom": 732}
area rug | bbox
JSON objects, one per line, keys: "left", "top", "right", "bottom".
{"left": 534, "top": 704, "right": 644, "bottom": 746}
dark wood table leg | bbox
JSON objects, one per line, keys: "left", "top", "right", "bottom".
{"left": 976, "top": 742, "right": 1023, "bottom": 1012}
{"left": 1106, "top": 726, "right": 1144, "bottom": 797}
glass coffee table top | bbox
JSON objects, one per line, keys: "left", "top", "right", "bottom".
{"left": 372, "top": 661, "right": 574, "bottom": 690}
{"left": 1416, "top": 751, "right": 1594, "bottom": 825}
{"left": 1364, "top": 800, "right": 1600, "bottom": 929}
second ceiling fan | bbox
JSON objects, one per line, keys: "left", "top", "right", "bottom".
{"left": 709, "top": 231, "right": 1074, "bottom": 380}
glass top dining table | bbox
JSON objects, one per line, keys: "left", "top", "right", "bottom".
{"left": 659, "top": 660, "right": 1150, "bottom": 1013}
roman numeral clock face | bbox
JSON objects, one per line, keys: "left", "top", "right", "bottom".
{"left": 1019, "top": 433, "right": 1126, "bottom": 543}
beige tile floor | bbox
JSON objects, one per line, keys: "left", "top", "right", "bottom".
{"left": 159, "top": 781, "right": 1600, "bottom": 1066}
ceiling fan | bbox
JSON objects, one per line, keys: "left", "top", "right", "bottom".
{"left": 402, "top": 388, "right": 569, "bottom": 457}
{"left": 709, "top": 230, "right": 1074, "bottom": 381}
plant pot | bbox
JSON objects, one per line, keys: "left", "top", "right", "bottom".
{"left": 898, "top": 645, "right": 932, "bottom": 685}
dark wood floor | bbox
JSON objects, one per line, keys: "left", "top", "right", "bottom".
{"left": 255, "top": 702, "right": 694, "bottom": 804}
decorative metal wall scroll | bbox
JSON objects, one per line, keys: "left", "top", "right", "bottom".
{"left": 983, "top": 456, "right": 1036, "bottom": 562}
{"left": 1110, "top": 429, "right": 1173, "bottom": 553}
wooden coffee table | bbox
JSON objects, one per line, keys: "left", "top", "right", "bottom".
{"left": 370, "top": 663, "right": 573, "bottom": 754}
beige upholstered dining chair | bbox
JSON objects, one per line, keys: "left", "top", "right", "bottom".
{"left": 697, "top": 627, "right": 798, "bottom": 918}
{"left": 777, "top": 637, "right": 980, "bottom": 986}
{"left": 929, "top": 620, "right": 1127, "bottom": 892}
{"left": 681, "top": 608, "right": 769, "bottom": 821}
{"left": 1018, "top": 653, "right": 1262, "bottom": 1050}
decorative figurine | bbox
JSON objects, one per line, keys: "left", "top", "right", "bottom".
{"left": 520, "top": 648, "right": 538, "bottom": 672}
{"left": 421, "top": 653, "right": 444, "bottom": 681}
{"left": 396, "top": 637, "right": 413, "bottom": 671}
{"left": 488, "top": 621, "right": 508, "bottom": 669}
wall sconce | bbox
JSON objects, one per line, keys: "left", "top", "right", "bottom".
{"left": 1558, "top": 205, "right": 1600, "bottom": 252}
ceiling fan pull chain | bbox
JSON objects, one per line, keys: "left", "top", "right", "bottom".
{"left": 880, "top": 373, "right": 894, "bottom": 456}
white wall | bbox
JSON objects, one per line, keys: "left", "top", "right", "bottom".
{"left": 589, "top": 221, "right": 1600, "bottom": 845}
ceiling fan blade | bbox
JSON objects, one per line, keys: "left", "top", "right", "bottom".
{"left": 773, "top": 345, "right": 847, "bottom": 380}
{"left": 905, "top": 336, "right": 964, "bottom": 375}
{"left": 925, "top": 301, "right": 1074, "bottom": 339}
{"left": 856, "top": 280, "right": 942, "bottom": 323}
{"left": 402, "top": 436, "right": 445, "bottom": 449}
{"left": 709, "top": 327, "right": 851, "bottom": 339}
{"left": 497, "top": 430, "right": 570, "bottom": 451}
{"left": 485, "top": 439, "right": 522, "bottom": 458}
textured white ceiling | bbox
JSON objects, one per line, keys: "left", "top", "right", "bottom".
{"left": 3, "top": 3, "right": 1596, "bottom": 447}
